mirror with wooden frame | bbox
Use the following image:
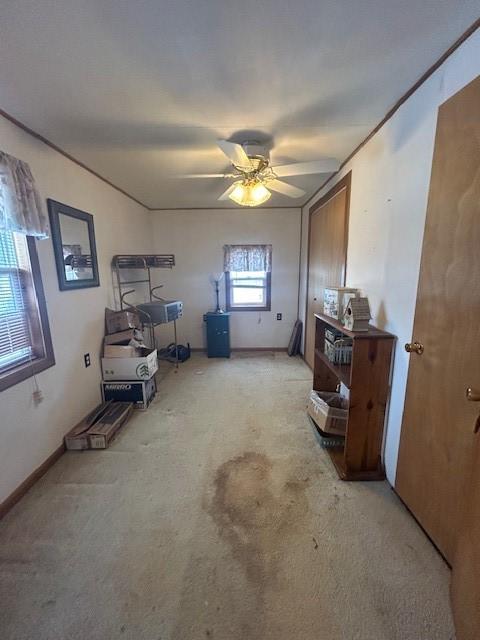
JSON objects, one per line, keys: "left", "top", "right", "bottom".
{"left": 47, "top": 199, "right": 100, "bottom": 290}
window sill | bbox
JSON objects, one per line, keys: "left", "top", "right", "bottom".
{"left": 0, "top": 354, "right": 56, "bottom": 392}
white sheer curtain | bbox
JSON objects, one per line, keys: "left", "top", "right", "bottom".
{"left": 224, "top": 244, "right": 272, "bottom": 272}
{"left": 0, "top": 151, "right": 49, "bottom": 238}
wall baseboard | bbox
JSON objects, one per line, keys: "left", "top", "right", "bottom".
{"left": 191, "top": 347, "right": 287, "bottom": 352}
{"left": 232, "top": 347, "right": 287, "bottom": 352}
{"left": 0, "top": 443, "right": 65, "bottom": 520}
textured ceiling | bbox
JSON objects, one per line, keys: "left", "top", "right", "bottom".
{"left": 0, "top": 1, "right": 478, "bottom": 209}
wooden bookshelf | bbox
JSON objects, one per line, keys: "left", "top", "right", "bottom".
{"left": 312, "top": 312, "right": 395, "bottom": 480}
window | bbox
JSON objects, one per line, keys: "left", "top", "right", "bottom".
{"left": 225, "top": 270, "right": 271, "bottom": 311}
{"left": 0, "top": 230, "right": 54, "bottom": 391}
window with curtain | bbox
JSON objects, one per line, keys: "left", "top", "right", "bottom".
{"left": 0, "top": 231, "right": 34, "bottom": 369}
{"left": 224, "top": 244, "right": 272, "bottom": 311}
{"left": 0, "top": 151, "right": 54, "bottom": 390}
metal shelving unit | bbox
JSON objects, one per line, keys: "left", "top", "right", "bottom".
{"left": 112, "top": 254, "right": 179, "bottom": 367}
{"left": 113, "top": 254, "right": 175, "bottom": 303}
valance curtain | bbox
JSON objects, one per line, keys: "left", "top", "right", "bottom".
{"left": 224, "top": 244, "right": 272, "bottom": 272}
{"left": 0, "top": 151, "right": 49, "bottom": 239}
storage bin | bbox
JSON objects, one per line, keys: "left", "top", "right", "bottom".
{"left": 307, "top": 390, "right": 349, "bottom": 436}
{"left": 323, "top": 287, "right": 359, "bottom": 319}
{"left": 324, "top": 337, "right": 353, "bottom": 365}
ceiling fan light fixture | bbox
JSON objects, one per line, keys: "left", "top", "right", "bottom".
{"left": 229, "top": 181, "right": 271, "bottom": 207}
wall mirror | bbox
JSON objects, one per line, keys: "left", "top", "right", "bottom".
{"left": 47, "top": 199, "right": 100, "bottom": 290}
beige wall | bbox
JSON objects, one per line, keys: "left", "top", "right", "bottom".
{"left": 150, "top": 208, "right": 301, "bottom": 349}
{"left": 298, "top": 30, "right": 480, "bottom": 485}
{"left": 0, "top": 115, "right": 153, "bottom": 504}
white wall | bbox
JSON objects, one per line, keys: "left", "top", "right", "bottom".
{"left": 0, "top": 115, "right": 152, "bottom": 504}
{"left": 299, "top": 31, "right": 480, "bottom": 485}
{"left": 150, "top": 208, "right": 301, "bottom": 349}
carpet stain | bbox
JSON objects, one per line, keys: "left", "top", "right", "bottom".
{"left": 210, "top": 452, "right": 310, "bottom": 587}
{"left": 169, "top": 451, "right": 314, "bottom": 639}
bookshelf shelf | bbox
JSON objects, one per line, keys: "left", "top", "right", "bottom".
{"left": 312, "top": 313, "right": 395, "bottom": 480}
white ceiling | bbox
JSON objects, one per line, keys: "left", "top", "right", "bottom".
{"left": 0, "top": 1, "right": 478, "bottom": 209}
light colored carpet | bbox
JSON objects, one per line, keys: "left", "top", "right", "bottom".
{"left": 0, "top": 352, "right": 454, "bottom": 640}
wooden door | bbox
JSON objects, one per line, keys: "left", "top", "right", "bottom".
{"left": 451, "top": 431, "right": 480, "bottom": 640}
{"left": 395, "top": 75, "right": 480, "bottom": 565}
{"left": 304, "top": 173, "right": 350, "bottom": 369}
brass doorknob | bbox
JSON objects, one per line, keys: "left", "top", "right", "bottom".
{"left": 405, "top": 341, "right": 424, "bottom": 355}
{"left": 466, "top": 387, "right": 480, "bottom": 401}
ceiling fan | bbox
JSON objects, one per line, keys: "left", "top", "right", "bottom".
{"left": 183, "top": 140, "right": 339, "bottom": 207}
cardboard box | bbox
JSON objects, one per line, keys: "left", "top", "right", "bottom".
{"left": 104, "top": 328, "right": 144, "bottom": 345}
{"left": 102, "top": 377, "right": 156, "bottom": 410}
{"left": 64, "top": 402, "right": 111, "bottom": 450}
{"left": 307, "top": 390, "right": 348, "bottom": 437}
{"left": 88, "top": 402, "right": 133, "bottom": 449}
{"left": 105, "top": 308, "right": 141, "bottom": 335}
{"left": 323, "top": 287, "right": 359, "bottom": 320}
{"left": 101, "top": 348, "right": 158, "bottom": 381}
{"left": 64, "top": 401, "right": 133, "bottom": 450}
{"left": 103, "top": 344, "right": 143, "bottom": 358}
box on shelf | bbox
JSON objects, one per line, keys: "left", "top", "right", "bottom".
{"left": 102, "top": 377, "right": 156, "bottom": 411}
{"left": 102, "top": 347, "right": 158, "bottom": 381}
{"left": 307, "top": 390, "right": 348, "bottom": 436}
{"left": 104, "top": 328, "right": 144, "bottom": 345}
{"left": 324, "top": 337, "right": 353, "bottom": 365}
{"left": 324, "top": 287, "right": 359, "bottom": 320}
{"left": 64, "top": 401, "right": 133, "bottom": 450}
{"left": 105, "top": 307, "right": 141, "bottom": 335}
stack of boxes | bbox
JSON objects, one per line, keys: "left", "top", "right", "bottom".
{"left": 101, "top": 308, "right": 158, "bottom": 410}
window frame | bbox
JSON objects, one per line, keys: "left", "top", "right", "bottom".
{"left": 225, "top": 271, "right": 271, "bottom": 312}
{"left": 0, "top": 235, "right": 55, "bottom": 392}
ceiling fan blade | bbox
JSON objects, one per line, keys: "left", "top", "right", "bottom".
{"left": 268, "top": 179, "right": 305, "bottom": 198}
{"left": 272, "top": 159, "right": 339, "bottom": 177}
{"left": 180, "top": 173, "right": 230, "bottom": 178}
{"left": 218, "top": 184, "right": 237, "bottom": 201}
{"left": 217, "top": 140, "right": 252, "bottom": 169}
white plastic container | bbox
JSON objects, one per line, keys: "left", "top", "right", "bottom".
{"left": 323, "top": 287, "right": 359, "bottom": 319}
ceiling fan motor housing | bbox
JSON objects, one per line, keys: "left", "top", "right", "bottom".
{"left": 242, "top": 141, "right": 269, "bottom": 169}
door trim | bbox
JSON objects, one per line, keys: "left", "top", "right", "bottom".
{"left": 304, "top": 171, "right": 351, "bottom": 368}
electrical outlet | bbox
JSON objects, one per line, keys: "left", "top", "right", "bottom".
{"left": 84, "top": 353, "right": 91, "bottom": 367}
{"left": 276, "top": 313, "right": 282, "bottom": 321}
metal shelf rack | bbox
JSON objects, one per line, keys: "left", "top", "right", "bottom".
{"left": 112, "top": 254, "right": 175, "bottom": 304}
{"left": 112, "top": 254, "right": 179, "bottom": 367}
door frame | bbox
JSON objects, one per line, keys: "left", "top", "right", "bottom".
{"left": 304, "top": 171, "right": 352, "bottom": 368}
